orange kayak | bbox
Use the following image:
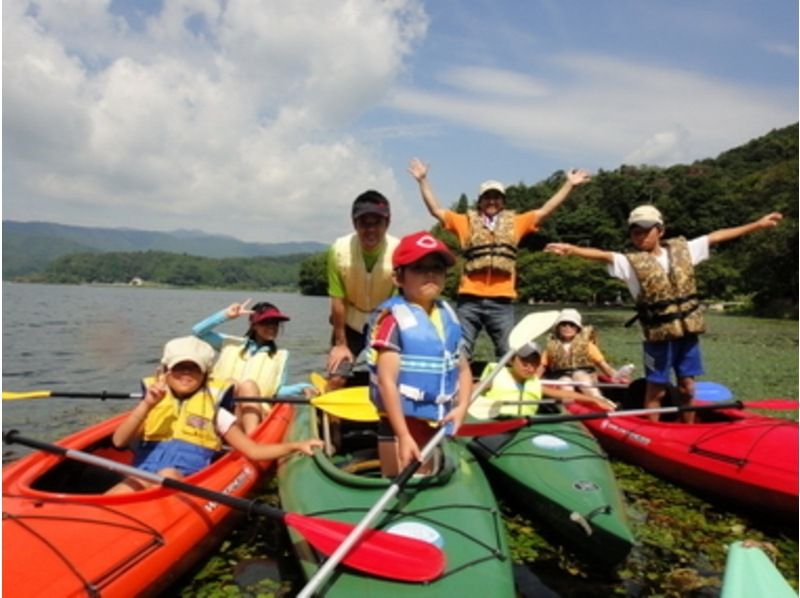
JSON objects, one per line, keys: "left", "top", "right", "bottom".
{"left": 2, "top": 404, "right": 293, "bottom": 598}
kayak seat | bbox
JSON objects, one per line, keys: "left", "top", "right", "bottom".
{"left": 328, "top": 419, "right": 379, "bottom": 456}
{"left": 31, "top": 438, "right": 128, "bottom": 494}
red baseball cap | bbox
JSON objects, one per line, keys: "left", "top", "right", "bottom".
{"left": 392, "top": 231, "right": 456, "bottom": 269}
{"left": 249, "top": 304, "right": 290, "bottom": 324}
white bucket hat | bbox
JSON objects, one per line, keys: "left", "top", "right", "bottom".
{"left": 161, "top": 336, "right": 216, "bottom": 373}
{"left": 554, "top": 308, "right": 583, "bottom": 330}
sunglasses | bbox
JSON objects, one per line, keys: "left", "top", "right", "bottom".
{"left": 406, "top": 263, "right": 447, "bottom": 275}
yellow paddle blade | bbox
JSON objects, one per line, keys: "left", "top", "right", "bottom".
{"left": 311, "top": 386, "right": 378, "bottom": 422}
{"left": 310, "top": 372, "right": 328, "bottom": 393}
{"left": 2, "top": 390, "right": 54, "bottom": 400}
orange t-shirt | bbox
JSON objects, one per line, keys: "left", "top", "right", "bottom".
{"left": 443, "top": 210, "right": 539, "bottom": 299}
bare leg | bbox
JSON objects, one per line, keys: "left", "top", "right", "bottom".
{"left": 676, "top": 376, "right": 696, "bottom": 423}
{"left": 573, "top": 370, "right": 602, "bottom": 398}
{"left": 644, "top": 381, "right": 667, "bottom": 422}
{"left": 236, "top": 379, "right": 264, "bottom": 435}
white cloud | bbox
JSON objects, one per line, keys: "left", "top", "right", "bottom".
{"left": 439, "top": 66, "right": 551, "bottom": 98}
{"left": 3, "top": 0, "right": 429, "bottom": 242}
{"left": 388, "top": 52, "right": 796, "bottom": 169}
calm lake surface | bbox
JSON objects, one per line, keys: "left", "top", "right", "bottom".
{"left": 2, "top": 283, "right": 334, "bottom": 457}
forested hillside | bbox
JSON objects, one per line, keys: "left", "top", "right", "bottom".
{"left": 24, "top": 251, "right": 306, "bottom": 290}
{"left": 300, "top": 124, "right": 798, "bottom": 316}
{"left": 2, "top": 221, "right": 326, "bottom": 277}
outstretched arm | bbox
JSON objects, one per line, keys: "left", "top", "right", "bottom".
{"left": 544, "top": 242, "right": 615, "bottom": 264}
{"left": 408, "top": 158, "right": 447, "bottom": 224}
{"left": 535, "top": 169, "right": 592, "bottom": 222}
{"left": 224, "top": 424, "right": 323, "bottom": 460}
{"left": 707, "top": 212, "right": 783, "bottom": 246}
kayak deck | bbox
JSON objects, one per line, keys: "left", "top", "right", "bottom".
{"left": 278, "top": 406, "right": 516, "bottom": 596}
{"left": 467, "top": 417, "right": 635, "bottom": 565}
{"left": 566, "top": 390, "right": 798, "bottom": 521}
{"left": 3, "top": 405, "right": 293, "bottom": 598}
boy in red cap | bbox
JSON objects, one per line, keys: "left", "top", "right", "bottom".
{"left": 367, "top": 231, "right": 472, "bottom": 476}
{"left": 193, "top": 299, "right": 316, "bottom": 433}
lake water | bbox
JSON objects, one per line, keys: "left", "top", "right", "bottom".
{"left": 1, "top": 282, "right": 334, "bottom": 457}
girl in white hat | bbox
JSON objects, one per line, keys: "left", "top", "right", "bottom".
{"left": 540, "top": 309, "right": 625, "bottom": 396}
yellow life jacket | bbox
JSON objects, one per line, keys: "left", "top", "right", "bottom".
{"left": 212, "top": 339, "right": 288, "bottom": 401}
{"left": 626, "top": 237, "right": 706, "bottom": 342}
{"left": 545, "top": 326, "right": 596, "bottom": 375}
{"left": 463, "top": 210, "right": 518, "bottom": 274}
{"left": 469, "top": 362, "right": 542, "bottom": 419}
{"left": 332, "top": 233, "right": 399, "bottom": 332}
{"left": 140, "top": 377, "right": 230, "bottom": 451}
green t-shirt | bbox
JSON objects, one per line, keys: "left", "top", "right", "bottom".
{"left": 327, "top": 244, "right": 384, "bottom": 298}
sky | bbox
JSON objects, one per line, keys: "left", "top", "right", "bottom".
{"left": 3, "top": 0, "right": 797, "bottom": 244}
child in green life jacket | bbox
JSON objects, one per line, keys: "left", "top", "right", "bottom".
{"left": 108, "top": 336, "right": 322, "bottom": 494}
{"left": 470, "top": 342, "right": 616, "bottom": 420}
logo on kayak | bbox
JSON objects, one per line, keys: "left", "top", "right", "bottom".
{"left": 203, "top": 467, "right": 252, "bottom": 513}
{"left": 531, "top": 434, "right": 570, "bottom": 451}
{"left": 573, "top": 480, "right": 599, "bottom": 492}
{"left": 601, "top": 421, "right": 651, "bottom": 445}
{"left": 386, "top": 521, "right": 444, "bottom": 548}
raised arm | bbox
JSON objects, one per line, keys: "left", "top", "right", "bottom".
{"left": 544, "top": 242, "right": 615, "bottom": 264}
{"left": 535, "top": 169, "right": 592, "bottom": 222}
{"left": 408, "top": 158, "right": 447, "bottom": 224}
{"left": 707, "top": 212, "right": 783, "bottom": 246}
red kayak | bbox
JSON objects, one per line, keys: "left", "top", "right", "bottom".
{"left": 565, "top": 398, "right": 798, "bottom": 521}
{"left": 2, "top": 404, "right": 293, "bottom": 598}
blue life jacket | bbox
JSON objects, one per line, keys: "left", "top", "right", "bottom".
{"left": 367, "top": 296, "right": 462, "bottom": 422}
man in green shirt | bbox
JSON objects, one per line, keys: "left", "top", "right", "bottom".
{"left": 326, "top": 191, "right": 399, "bottom": 388}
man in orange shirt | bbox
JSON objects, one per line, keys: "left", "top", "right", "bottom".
{"left": 408, "top": 158, "right": 591, "bottom": 358}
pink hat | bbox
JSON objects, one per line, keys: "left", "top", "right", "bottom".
{"left": 392, "top": 231, "right": 456, "bottom": 269}
{"left": 249, "top": 303, "right": 290, "bottom": 324}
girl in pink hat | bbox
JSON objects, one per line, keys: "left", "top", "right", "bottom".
{"left": 193, "top": 299, "right": 316, "bottom": 433}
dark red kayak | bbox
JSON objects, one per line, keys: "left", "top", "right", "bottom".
{"left": 565, "top": 397, "right": 798, "bottom": 521}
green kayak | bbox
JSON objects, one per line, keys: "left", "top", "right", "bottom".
{"left": 465, "top": 417, "right": 635, "bottom": 565}
{"left": 721, "top": 541, "right": 797, "bottom": 598}
{"left": 278, "top": 406, "right": 516, "bottom": 596}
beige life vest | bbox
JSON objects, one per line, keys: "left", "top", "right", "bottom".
{"left": 545, "top": 326, "right": 596, "bottom": 374}
{"left": 463, "top": 210, "right": 518, "bottom": 274}
{"left": 212, "top": 338, "right": 288, "bottom": 406}
{"left": 332, "top": 233, "right": 399, "bottom": 333}
{"left": 626, "top": 237, "right": 706, "bottom": 342}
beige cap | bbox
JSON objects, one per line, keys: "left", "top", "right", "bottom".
{"left": 628, "top": 205, "right": 664, "bottom": 228}
{"left": 478, "top": 180, "right": 506, "bottom": 198}
{"left": 161, "top": 336, "right": 216, "bottom": 373}
{"left": 554, "top": 308, "right": 583, "bottom": 330}
{"left": 516, "top": 341, "right": 542, "bottom": 359}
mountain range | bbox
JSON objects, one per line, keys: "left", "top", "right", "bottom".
{"left": 2, "top": 221, "right": 327, "bottom": 279}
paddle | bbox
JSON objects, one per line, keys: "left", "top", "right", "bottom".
{"left": 482, "top": 397, "right": 796, "bottom": 416}
{"left": 457, "top": 400, "right": 746, "bottom": 436}
{"left": 486, "top": 399, "right": 560, "bottom": 418}
{"left": 2, "top": 430, "right": 445, "bottom": 583}
{"left": 296, "top": 310, "right": 561, "bottom": 597}
{"left": 540, "top": 379, "right": 734, "bottom": 402}
{"left": 2, "top": 388, "right": 378, "bottom": 422}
